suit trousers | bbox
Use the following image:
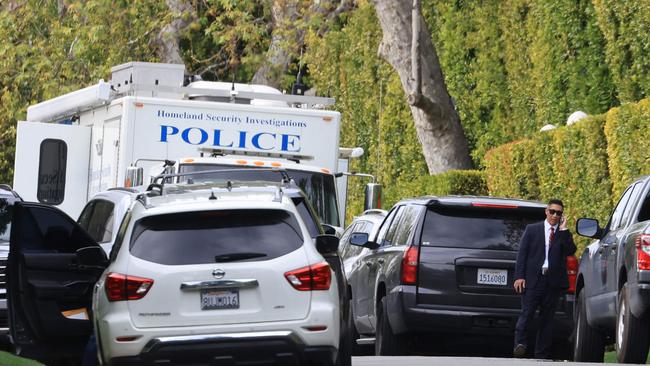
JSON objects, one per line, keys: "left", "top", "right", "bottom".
{"left": 514, "top": 274, "right": 561, "bottom": 359}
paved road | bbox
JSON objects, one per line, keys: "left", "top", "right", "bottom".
{"left": 352, "top": 356, "right": 616, "bottom": 365}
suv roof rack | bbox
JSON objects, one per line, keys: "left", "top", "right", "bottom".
{"left": 148, "top": 168, "right": 293, "bottom": 193}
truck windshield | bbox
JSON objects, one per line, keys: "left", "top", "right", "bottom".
{"left": 178, "top": 163, "right": 340, "bottom": 227}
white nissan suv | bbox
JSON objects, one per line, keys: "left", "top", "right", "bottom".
{"left": 8, "top": 182, "right": 343, "bottom": 365}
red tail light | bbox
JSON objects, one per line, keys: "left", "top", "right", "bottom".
{"left": 635, "top": 234, "right": 650, "bottom": 270}
{"left": 285, "top": 262, "right": 331, "bottom": 291}
{"left": 105, "top": 272, "right": 154, "bottom": 301}
{"left": 566, "top": 255, "right": 578, "bottom": 294}
{"left": 401, "top": 246, "right": 419, "bottom": 285}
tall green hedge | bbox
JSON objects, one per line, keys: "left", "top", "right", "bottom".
{"left": 422, "top": 0, "right": 615, "bottom": 167}
{"left": 604, "top": 99, "right": 650, "bottom": 200}
{"left": 485, "top": 115, "right": 612, "bottom": 254}
{"left": 592, "top": 1, "right": 650, "bottom": 103}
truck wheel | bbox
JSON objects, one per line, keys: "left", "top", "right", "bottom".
{"left": 616, "top": 285, "right": 650, "bottom": 364}
{"left": 375, "top": 297, "right": 407, "bottom": 356}
{"left": 574, "top": 290, "right": 604, "bottom": 362}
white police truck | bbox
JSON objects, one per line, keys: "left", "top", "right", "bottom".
{"left": 13, "top": 62, "right": 378, "bottom": 231}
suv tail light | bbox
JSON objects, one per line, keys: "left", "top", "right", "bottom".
{"left": 105, "top": 272, "right": 154, "bottom": 301}
{"left": 401, "top": 246, "right": 419, "bottom": 285}
{"left": 285, "top": 262, "right": 331, "bottom": 291}
{"left": 635, "top": 234, "right": 650, "bottom": 270}
{"left": 566, "top": 255, "right": 578, "bottom": 294}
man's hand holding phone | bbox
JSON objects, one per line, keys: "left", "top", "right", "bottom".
{"left": 559, "top": 215, "right": 568, "bottom": 231}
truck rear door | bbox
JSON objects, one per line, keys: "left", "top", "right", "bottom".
{"left": 13, "top": 121, "right": 91, "bottom": 218}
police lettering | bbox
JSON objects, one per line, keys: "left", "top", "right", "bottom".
{"left": 159, "top": 125, "right": 301, "bottom": 152}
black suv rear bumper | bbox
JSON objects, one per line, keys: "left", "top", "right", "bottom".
{"left": 385, "top": 286, "right": 574, "bottom": 340}
{"left": 106, "top": 331, "right": 337, "bottom": 366}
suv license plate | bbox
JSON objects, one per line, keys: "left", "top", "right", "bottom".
{"left": 477, "top": 268, "right": 507, "bottom": 286}
{"left": 201, "top": 289, "right": 239, "bottom": 310}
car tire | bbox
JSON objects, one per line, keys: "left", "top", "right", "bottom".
{"left": 375, "top": 297, "right": 406, "bottom": 356}
{"left": 616, "top": 285, "right": 650, "bottom": 364}
{"left": 336, "top": 301, "right": 353, "bottom": 366}
{"left": 573, "top": 290, "right": 604, "bottom": 362}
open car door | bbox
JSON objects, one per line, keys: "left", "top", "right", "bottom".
{"left": 8, "top": 202, "right": 107, "bottom": 364}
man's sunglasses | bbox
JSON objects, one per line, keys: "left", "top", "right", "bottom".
{"left": 548, "top": 209, "right": 563, "bottom": 217}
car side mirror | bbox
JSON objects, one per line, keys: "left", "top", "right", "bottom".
{"left": 349, "top": 232, "right": 380, "bottom": 250}
{"left": 76, "top": 246, "right": 108, "bottom": 267}
{"left": 316, "top": 234, "right": 339, "bottom": 255}
{"left": 576, "top": 218, "right": 602, "bottom": 239}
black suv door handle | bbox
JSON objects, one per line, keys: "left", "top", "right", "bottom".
{"left": 377, "top": 258, "right": 385, "bottom": 265}
{"left": 365, "top": 261, "right": 372, "bottom": 267}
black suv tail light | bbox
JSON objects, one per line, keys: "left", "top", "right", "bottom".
{"left": 401, "top": 246, "right": 419, "bottom": 285}
{"left": 566, "top": 255, "right": 578, "bottom": 294}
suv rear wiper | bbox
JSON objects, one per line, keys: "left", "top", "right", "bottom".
{"left": 214, "top": 252, "right": 267, "bottom": 262}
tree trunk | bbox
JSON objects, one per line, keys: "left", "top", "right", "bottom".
{"left": 252, "top": 0, "right": 299, "bottom": 88}
{"left": 253, "top": 0, "right": 352, "bottom": 88}
{"left": 155, "top": 0, "right": 196, "bottom": 64}
{"left": 371, "top": 0, "right": 473, "bottom": 174}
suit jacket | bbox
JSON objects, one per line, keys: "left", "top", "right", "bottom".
{"left": 515, "top": 221, "right": 577, "bottom": 290}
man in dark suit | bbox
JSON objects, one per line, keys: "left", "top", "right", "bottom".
{"left": 513, "top": 199, "right": 576, "bottom": 359}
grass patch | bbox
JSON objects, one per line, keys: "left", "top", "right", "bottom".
{"left": 604, "top": 350, "right": 650, "bottom": 363}
{"left": 0, "top": 351, "right": 43, "bottom": 366}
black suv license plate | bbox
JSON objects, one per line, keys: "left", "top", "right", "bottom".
{"left": 201, "top": 289, "right": 239, "bottom": 310}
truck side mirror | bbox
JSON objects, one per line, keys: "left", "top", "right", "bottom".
{"left": 315, "top": 234, "right": 339, "bottom": 255}
{"left": 576, "top": 218, "right": 602, "bottom": 239}
{"left": 365, "top": 183, "right": 382, "bottom": 211}
{"left": 125, "top": 166, "right": 144, "bottom": 187}
{"left": 349, "top": 232, "right": 380, "bottom": 250}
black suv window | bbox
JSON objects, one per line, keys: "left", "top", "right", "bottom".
{"left": 130, "top": 209, "right": 304, "bottom": 265}
{"left": 293, "top": 197, "right": 323, "bottom": 238}
{"left": 78, "top": 199, "right": 115, "bottom": 243}
{"left": 421, "top": 206, "right": 541, "bottom": 251}
{"left": 393, "top": 206, "right": 421, "bottom": 246}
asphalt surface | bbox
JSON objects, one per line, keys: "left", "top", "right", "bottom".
{"left": 352, "top": 356, "right": 617, "bottom": 365}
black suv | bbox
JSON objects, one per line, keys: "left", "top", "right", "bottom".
{"left": 0, "top": 185, "right": 21, "bottom": 336}
{"left": 344, "top": 196, "right": 577, "bottom": 358}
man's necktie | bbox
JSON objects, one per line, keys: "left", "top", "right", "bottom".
{"left": 549, "top": 227, "right": 555, "bottom": 247}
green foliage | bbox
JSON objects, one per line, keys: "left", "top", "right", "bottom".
{"left": 183, "top": 1, "right": 271, "bottom": 82}
{"left": 592, "top": 1, "right": 650, "bottom": 103}
{"left": 604, "top": 99, "right": 650, "bottom": 201}
{"left": 0, "top": 1, "right": 168, "bottom": 183}
{"left": 422, "top": 0, "right": 615, "bottom": 167}
{"left": 305, "top": 3, "right": 427, "bottom": 224}
{"left": 485, "top": 115, "right": 613, "bottom": 254}
{"left": 396, "top": 170, "right": 487, "bottom": 200}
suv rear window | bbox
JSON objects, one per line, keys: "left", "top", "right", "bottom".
{"left": 130, "top": 209, "right": 304, "bottom": 265}
{"left": 421, "top": 206, "right": 543, "bottom": 251}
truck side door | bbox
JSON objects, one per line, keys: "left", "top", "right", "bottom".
{"left": 590, "top": 185, "right": 634, "bottom": 324}
{"left": 606, "top": 182, "right": 645, "bottom": 295}
{"left": 13, "top": 122, "right": 91, "bottom": 218}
